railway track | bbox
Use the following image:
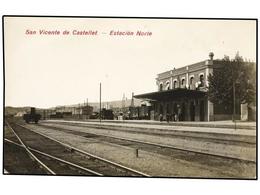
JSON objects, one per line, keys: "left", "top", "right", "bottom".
{"left": 4, "top": 138, "right": 102, "bottom": 176}
{"left": 38, "top": 123, "right": 256, "bottom": 164}
{"left": 5, "top": 121, "right": 99, "bottom": 175}
{"left": 33, "top": 122, "right": 256, "bottom": 178}
{"left": 4, "top": 139, "right": 48, "bottom": 175}
{"left": 4, "top": 122, "right": 54, "bottom": 175}
{"left": 5, "top": 121, "right": 150, "bottom": 177}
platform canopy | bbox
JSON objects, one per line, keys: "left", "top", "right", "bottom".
{"left": 134, "top": 88, "right": 206, "bottom": 101}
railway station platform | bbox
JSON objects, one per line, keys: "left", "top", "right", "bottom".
{"left": 45, "top": 119, "right": 256, "bottom": 136}
{"left": 45, "top": 118, "right": 256, "bottom": 129}
{"left": 88, "top": 119, "right": 256, "bottom": 130}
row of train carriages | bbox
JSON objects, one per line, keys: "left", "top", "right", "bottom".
{"left": 19, "top": 104, "right": 151, "bottom": 123}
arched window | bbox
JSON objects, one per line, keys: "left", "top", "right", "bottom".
{"left": 190, "top": 77, "right": 194, "bottom": 84}
{"left": 166, "top": 82, "right": 170, "bottom": 90}
{"left": 159, "top": 83, "right": 163, "bottom": 91}
{"left": 199, "top": 74, "right": 204, "bottom": 87}
{"left": 181, "top": 79, "right": 185, "bottom": 88}
{"left": 173, "top": 80, "right": 177, "bottom": 89}
{"left": 190, "top": 77, "right": 194, "bottom": 89}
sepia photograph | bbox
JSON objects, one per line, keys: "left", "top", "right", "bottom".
{"left": 3, "top": 16, "right": 257, "bottom": 179}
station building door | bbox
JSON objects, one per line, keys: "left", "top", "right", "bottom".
{"left": 200, "top": 100, "right": 205, "bottom": 121}
{"left": 181, "top": 103, "right": 186, "bottom": 121}
{"left": 190, "top": 101, "right": 195, "bottom": 121}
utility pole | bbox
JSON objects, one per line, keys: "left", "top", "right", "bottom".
{"left": 78, "top": 103, "right": 80, "bottom": 119}
{"left": 86, "top": 98, "right": 89, "bottom": 120}
{"left": 231, "top": 61, "right": 236, "bottom": 122}
{"left": 100, "top": 82, "right": 102, "bottom": 123}
{"left": 232, "top": 61, "right": 238, "bottom": 130}
{"left": 233, "top": 80, "right": 236, "bottom": 122}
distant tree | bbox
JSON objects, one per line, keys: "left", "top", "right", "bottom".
{"left": 208, "top": 52, "right": 256, "bottom": 109}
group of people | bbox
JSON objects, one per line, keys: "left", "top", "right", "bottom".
{"left": 159, "top": 111, "right": 183, "bottom": 122}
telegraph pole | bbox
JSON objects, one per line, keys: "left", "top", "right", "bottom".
{"left": 100, "top": 82, "right": 102, "bottom": 123}
{"left": 231, "top": 61, "right": 235, "bottom": 122}
{"left": 231, "top": 61, "right": 238, "bottom": 130}
{"left": 78, "top": 103, "right": 80, "bottom": 119}
{"left": 233, "top": 80, "right": 236, "bottom": 122}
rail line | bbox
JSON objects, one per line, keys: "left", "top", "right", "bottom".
{"left": 38, "top": 123, "right": 256, "bottom": 164}
{"left": 7, "top": 121, "right": 150, "bottom": 177}
{"left": 6, "top": 121, "right": 55, "bottom": 175}
{"left": 4, "top": 138, "right": 103, "bottom": 176}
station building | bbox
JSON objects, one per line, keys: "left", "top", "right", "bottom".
{"left": 134, "top": 52, "right": 248, "bottom": 121}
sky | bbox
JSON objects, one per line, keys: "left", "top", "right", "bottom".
{"left": 4, "top": 17, "right": 256, "bottom": 108}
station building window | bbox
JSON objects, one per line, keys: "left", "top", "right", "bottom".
{"left": 190, "top": 77, "right": 194, "bottom": 89}
{"left": 159, "top": 83, "right": 163, "bottom": 91}
{"left": 166, "top": 82, "right": 170, "bottom": 90}
{"left": 190, "top": 77, "right": 194, "bottom": 84}
{"left": 173, "top": 80, "right": 177, "bottom": 89}
{"left": 181, "top": 79, "right": 185, "bottom": 88}
{"left": 199, "top": 74, "right": 205, "bottom": 87}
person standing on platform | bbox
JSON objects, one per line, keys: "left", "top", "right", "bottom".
{"left": 159, "top": 114, "right": 163, "bottom": 122}
{"left": 166, "top": 113, "right": 170, "bottom": 123}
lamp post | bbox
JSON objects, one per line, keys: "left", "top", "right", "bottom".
{"left": 100, "top": 82, "right": 102, "bottom": 123}
{"left": 232, "top": 80, "right": 236, "bottom": 122}
{"left": 231, "top": 61, "right": 237, "bottom": 130}
{"left": 232, "top": 79, "right": 240, "bottom": 130}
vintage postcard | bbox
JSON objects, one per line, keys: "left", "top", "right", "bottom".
{"left": 3, "top": 16, "right": 257, "bottom": 179}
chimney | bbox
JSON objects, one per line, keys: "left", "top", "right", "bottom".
{"left": 131, "top": 92, "right": 135, "bottom": 107}
{"left": 209, "top": 52, "right": 214, "bottom": 60}
{"left": 31, "top": 107, "right": 36, "bottom": 115}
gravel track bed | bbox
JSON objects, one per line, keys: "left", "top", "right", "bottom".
{"left": 41, "top": 122, "right": 256, "bottom": 162}
{"left": 8, "top": 122, "right": 142, "bottom": 176}
{"left": 27, "top": 122, "right": 256, "bottom": 178}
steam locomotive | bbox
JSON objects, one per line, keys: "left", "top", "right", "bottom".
{"left": 23, "top": 107, "right": 41, "bottom": 123}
